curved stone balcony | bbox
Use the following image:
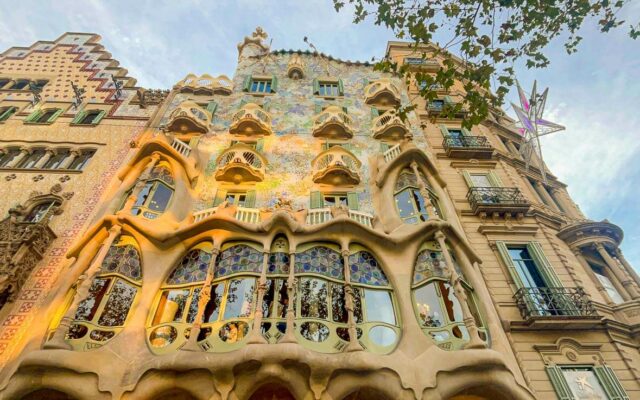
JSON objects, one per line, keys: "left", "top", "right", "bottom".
{"left": 372, "top": 109, "right": 409, "bottom": 140}
{"left": 312, "top": 146, "right": 361, "bottom": 185}
{"left": 215, "top": 143, "right": 267, "bottom": 183}
{"left": 174, "top": 73, "right": 233, "bottom": 95}
{"left": 229, "top": 103, "right": 273, "bottom": 136}
{"left": 287, "top": 53, "right": 305, "bottom": 79}
{"left": 365, "top": 78, "right": 401, "bottom": 107}
{"left": 312, "top": 105, "right": 354, "bottom": 139}
{"left": 166, "top": 101, "right": 211, "bottom": 134}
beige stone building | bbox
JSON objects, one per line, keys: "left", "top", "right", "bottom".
{"left": 0, "top": 29, "right": 638, "bottom": 400}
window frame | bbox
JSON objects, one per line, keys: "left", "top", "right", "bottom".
{"left": 243, "top": 75, "right": 278, "bottom": 95}
{"left": 313, "top": 78, "right": 344, "bottom": 98}
{"left": 0, "top": 106, "right": 18, "bottom": 122}
{"left": 71, "top": 109, "right": 106, "bottom": 126}
{"left": 25, "top": 108, "right": 64, "bottom": 124}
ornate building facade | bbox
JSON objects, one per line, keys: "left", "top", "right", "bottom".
{"left": 0, "top": 29, "right": 638, "bottom": 400}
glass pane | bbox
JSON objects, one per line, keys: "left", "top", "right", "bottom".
{"left": 219, "top": 321, "right": 249, "bottom": 343}
{"left": 186, "top": 287, "right": 202, "bottom": 323}
{"left": 300, "top": 321, "right": 329, "bottom": 342}
{"left": 395, "top": 189, "right": 417, "bottom": 219}
{"left": 300, "top": 278, "right": 328, "bottom": 319}
{"left": 369, "top": 325, "right": 397, "bottom": 347}
{"left": 353, "top": 287, "right": 363, "bottom": 323}
{"left": 331, "top": 283, "right": 347, "bottom": 323}
{"left": 223, "top": 278, "right": 256, "bottom": 319}
{"left": 508, "top": 247, "right": 547, "bottom": 288}
{"left": 364, "top": 289, "right": 395, "bottom": 324}
{"left": 593, "top": 270, "right": 624, "bottom": 304}
{"left": 153, "top": 289, "right": 190, "bottom": 324}
{"left": 413, "top": 283, "right": 444, "bottom": 327}
{"left": 438, "top": 282, "right": 463, "bottom": 322}
{"left": 134, "top": 183, "right": 152, "bottom": 207}
{"left": 277, "top": 279, "right": 290, "bottom": 318}
{"left": 470, "top": 174, "right": 492, "bottom": 187}
{"left": 97, "top": 279, "right": 138, "bottom": 326}
{"left": 562, "top": 367, "right": 609, "bottom": 399}
{"left": 203, "top": 284, "right": 224, "bottom": 323}
{"left": 148, "top": 182, "right": 172, "bottom": 212}
{"left": 263, "top": 279, "right": 275, "bottom": 318}
{"left": 75, "top": 278, "right": 110, "bottom": 321}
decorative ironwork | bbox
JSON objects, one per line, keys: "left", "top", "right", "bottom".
{"left": 70, "top": 81, "right": 85, "bottom": 109}
{"left": 467, "top": 187, "right": 529, "bottom": 214}
{"left": 110, "top": 75, "right": 123, "bottom": 99}
{"left": 28, "top": 81, "right": 42, "bottom": 106}
{"left": 513, "top": 287, "right": 598, "bottom": 319}
{"left": 443, "top": 135, "right": 491, "bottom": 150}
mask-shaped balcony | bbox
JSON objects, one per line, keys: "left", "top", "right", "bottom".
{"left": 174, "top": 73, "right": 233, "bottom": 96}
{"left": 312, "top": 106, "right": 354, "bottom": 139}
{"left": 312, "top": 146, "right": 361, "bottom": 185}
{"left": 364, "top": 79, "right": 401, "bottom": 107}
{"left": 229, "top": 103, "right": 273, "bottom": 136}
{"left": 166, "top": 101, "right": 211, "bottom": 134}
{"left": 372, "top": 110, "right": 409, "bottom": 140}
{"left": 287, "top": 54, "right": 305, "bottom": 79}
{"left": 215, "top": 143, "right": 267, "bottom": 184}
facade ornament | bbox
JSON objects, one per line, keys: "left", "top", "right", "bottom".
{"left": 59, "top": 175, "right": 71, "bottom": 183}
{"left": 4, "top": 174, "right": 16, "bottom": 181}
{"left": 110, "top": 74, "right": 123, "bottom": 99}
{"left": 70, "top": 80, "right": 86, "bottom": 109}
{"left": 32, "top": 175, "right": 44, "bottom": 182}
{"left": 28, "top": 81, "right": 42, "bottom": 106}
{"left": 237, "top": 27, "right": 270, "bottom": 58}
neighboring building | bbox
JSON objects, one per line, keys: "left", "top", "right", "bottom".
{"left": 0, "top": 28, "right": 637, "bottom": 400}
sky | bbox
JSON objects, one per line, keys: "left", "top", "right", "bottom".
{"left": 1, "top": 0, "right": 638, "bottom": 270}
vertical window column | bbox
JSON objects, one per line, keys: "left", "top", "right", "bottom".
{"left": 533, "top": 181, "right": 561, "bottom": 213}
{"left": 613, "top": 248, "right": 640, "bottom": 291}
{"left": 410, "top": 161, "right": 437, "bottom": 219}
{"left": 121, "top": 154, "right": 161, "bottom": 213}
{"left": 571, "top": 247, "right": 617, "bottom": 305}
{"left": 5, "top": 147, "right": 31, "bottom": 168}
{"left": 59, "top": 149, "right": 80, "bottom": 169}
{"left": 246, "top": 249, "right": 270, "bottom": 345}
{"left": 341, "top": 246, "right": 364, "bottom": 352}
{"left": 33, "top": 149, "right": 56, "bottom": 169}
{"left": 594, "top": 243, "right": 639, "bottom": 299}
{"left": 435, "top": 231, "right": 486, "bottom": 349}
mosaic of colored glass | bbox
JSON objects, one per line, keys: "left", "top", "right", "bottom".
{"left": 149, "top": 165, "right": 174, "bottom": 186}
{"left": 394, "top": 169, "right": 433, "bottom": 192}
{"left": 413, "top": 250, "right": 449, "bottom": 285}
{"left": 166, "top": 249, "right": 211, "bottom": 285}
{"left": 294, "top": 246, "right": 344, "bottom": 279}
{"left": 267, "top": 252, "right": 290, "bottom": 275}
{"left": 349, "top": 251, "right": 389, "bottom": 287}
{"left": 215, "top": 245, "right": 263, "bottom": 277}
{"left": 100, "top": 244, "right": 142, "bottom": 281}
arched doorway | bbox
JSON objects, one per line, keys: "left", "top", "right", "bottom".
{"left": 248, "top": 383, "right": 296, "bottom": 400}
{"left": 21, "top": 389, "right": 77, "bottom": 400}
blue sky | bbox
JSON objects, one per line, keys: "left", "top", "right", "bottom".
{"left": 1, "top": 0, "right": 638, "bottom": 269}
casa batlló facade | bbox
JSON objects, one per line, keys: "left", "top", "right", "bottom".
{"left": 0, "top": 28, "right": 638, "bottom": 400}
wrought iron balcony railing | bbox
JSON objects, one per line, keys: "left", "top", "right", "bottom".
{"left": 467, "top": 187, "right": 530, "bottom": 215}
{"left": 442, "top": 135, "right": 493, "bottom": 159}
{"left": 514, "top": 287, "right": 598, "bottom": 319}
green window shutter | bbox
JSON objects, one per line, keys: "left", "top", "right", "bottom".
{"left": 314, "top": 103, "right": 323, "bottom": 114}
{"left": 461, "top": 127, "right": 472, "bottom": 136}
{"left": 270, "top": 75, "right": 278, "bottom": 93}
{"left": 438, "top": 124, "right": 450, "bottom": 137}
{"left": 380, "top": 142, "right": 391, "bottom": 152}
{"left": 188, "top": 136, "right": 200, "bottom": 148}
{"left": 322, "top": 142, "right": 329, "bottom": 152}
{"left": 48, "top": 108, "right": 63, "bottom": 123}
{"left": 244, "top": 190, "right": 257, "bottom": 208}
{"left": 71, "top": 111, "right": 86, "bottom": 124}
{"left": 338, "top": 79, "right": 344, "bottom": 96}
{"left": 487, "top": 171, "right": 504, "bottom": 187}
{"left": 342, "top": 106, "right": 348, "bottom": 114}
{"left": 25, "top": 109, "right": 41, "bottom": 123}
{"left": 444, "top": 96, "right": 454, "bottom": 105}
{"left": 310, "top": 191, "right": 323, "bottom": 209}
{"left": 593, "top": 365, "right": 630, "bottom": 400}
{"left": 206, "top": 101, "right": 218, "bottom": 116}
{"left": 242, "top": 76, "right": 252, "bottom": 92}
{"left": 212, "top": 188, "right": 227, "bottom": 207}
{"left": 461, "top": 170, "right": 474, "bottom": 188}
{"left": 545, "top": 366, "right": 575, "bottom": 400}
{"left": 0, "top": 107, "right": 16, "bottom": 121}
{"left": 371, "top": 107, "right": 379, "bottom": 119}
{"left": 92, "top": 110, "right": 106, "bottom": 124}
{"left": 347, "top": 192, "right": 359, "bottom": 211}
{"left": 496, "top": 241, "right": 525, "bottom": 289}
{"left": 527, "top": 242, "right": 563, "bottom": 287}
{"left": 255, "top": 138, "right": 264, "bottom": 153}
{"left": 312, "top": 78, "right": 320, "bottom": 95}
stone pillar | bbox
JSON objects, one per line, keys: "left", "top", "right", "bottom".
{"left": 613, "top": 248, "right": 640, "bottom": 289}
{"left": 533, "top": 181, "right": 561, "bottom": 212}
{"left": 410, "top": 161, "right": 437, "bottom": 219}
{"left": 182, "top": 245, "right": 221, "bottom": 351}
{"left": 44, "top": 224, "right": 122, "bottom": 349}
{"left": 549, "top": 188, "right": 575, "bottom": 217}
{"left": 121, "top": 153, "right": 161, "bottom": 213}
{"left": 280, "top": 251, "right": 297, "bottom": 343}
{"left": 5, "top": 148, "right": 31, "bottom": 168}
{"left": 435, "top": 231, "right": 486, "bottom": 349}
{"left": 571, "top": 247, "right": 614, "bottom": 305}
{"left": 247, "top": 250, "right": 270, "bottom": 345}
{"left": 59, "top": 149, "right": 81, "bottom": 170}
{"left": 594, "top": 243, "right": 638, "bottom": 300}
{"left": 554, "top": 188, "right": 585, "bottom": 219}
{"left": 506, "top": 141, "right": 522, "bottom": 159}
{"left": 34, "top": 149, "right": 55, "bottom": 169}
{"left": 341, "top": 248, "right": 363, "bottom": 352}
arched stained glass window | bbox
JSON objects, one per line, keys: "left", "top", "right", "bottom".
{"left": 294, "top": 243, "right": 400, "bottom": 354}
{"left": 130, "top": 161, "right": 174, "bottom": 219}
{"left": 148, "top": 241, "right": 262, "bottom": 353}
{"left": 394, "top": 168, "right": 442, "bottom": 224}
{"left": 411, "top": 241, "right": 487, "bottom": 351}
{"left": 67, "top": 235, "right": 142, "bottom": 350}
